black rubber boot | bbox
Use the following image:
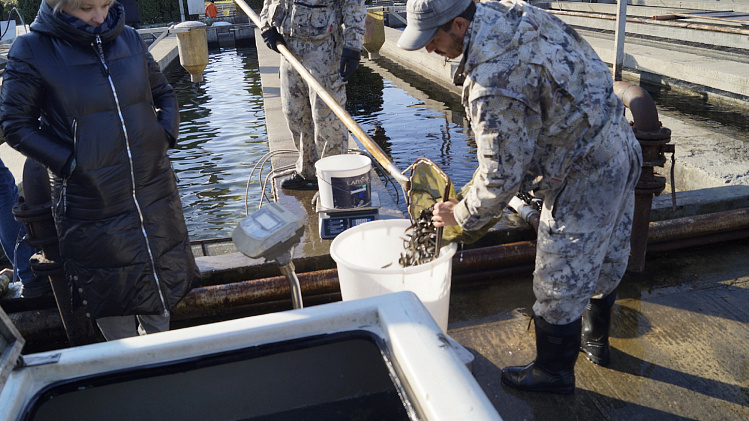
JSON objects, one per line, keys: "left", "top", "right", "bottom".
{"left": 580, "top": 289, "right": 617, "bottom": 366}
{"left": 501, "top": 316, "right": 582, "bottom": 395}
{"left": 280, "top": 172, "right": 318, "bottom": 190}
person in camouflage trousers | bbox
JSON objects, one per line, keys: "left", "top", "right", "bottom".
{"left": 260, "top": 0, "right": 366, "bottom": 190}
{"left": 399, "top": 0, "right": 642, "bottom": 395}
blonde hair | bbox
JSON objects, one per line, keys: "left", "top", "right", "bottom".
{"left": 45, "top": 0, "right": 90, "bottom": 13}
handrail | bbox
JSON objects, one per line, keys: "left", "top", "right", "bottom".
{"left": 146, "top": 25, "right": 190, "bottom": 53}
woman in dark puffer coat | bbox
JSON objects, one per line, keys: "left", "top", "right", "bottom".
{"left": 0, "top": 0, "right": 200, "bottom": 340}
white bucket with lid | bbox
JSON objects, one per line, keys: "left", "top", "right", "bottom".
{"left": 330, "top": 219, "right": 457, "bottom": 333}
{"left": 315, "top": 154, "right": 372, "bottom": 209}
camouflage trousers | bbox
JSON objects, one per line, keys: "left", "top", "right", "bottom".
{"left": 532, "top": 115, "right": 642, "bottom": 325}
{"left": 280, "top": 35, "right": 349, "bottom": 180}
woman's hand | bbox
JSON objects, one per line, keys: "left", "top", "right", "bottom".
{"left": 432, "top": 198, "right": 459, "bottom": 227}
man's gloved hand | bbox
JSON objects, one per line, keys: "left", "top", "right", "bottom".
{"left": 339, "top": 48, "right": 360, "bottom": 82}
{"left": 261, "top": 27, "right": 285, "bottom": 53}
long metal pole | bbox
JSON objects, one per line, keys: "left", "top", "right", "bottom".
{"left": 234, "top": 0, "right": 409, "bottom": 189}
{"left": 613, "top": 0, "right": 627, "bottom": 81}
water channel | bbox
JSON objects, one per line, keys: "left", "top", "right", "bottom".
{"left": 167, "top": 45, "right": 748, "bottom": 241}
{"left": 168, "top": 46, "right": 477, "bottom": 240}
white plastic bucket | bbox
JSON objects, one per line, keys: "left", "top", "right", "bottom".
{"left": 315, "top": 154, "right": 372, "bottom": 209}
{"left": 330, "top": 219, "right": 458, "bottom": 333}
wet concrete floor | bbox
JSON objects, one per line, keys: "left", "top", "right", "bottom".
{"left": 447, "top": 237, "right": 749, "bottom": 420}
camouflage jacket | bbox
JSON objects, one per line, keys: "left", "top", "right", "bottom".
{"left": 453, "top": 0, "right": 626, "bottom": 230}
{"left": 260, "top": 0, "right": 366, "bottom": 50}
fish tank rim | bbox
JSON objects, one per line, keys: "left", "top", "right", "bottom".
{"left": 21, "top": 330, "right": 420, "bottom": 421}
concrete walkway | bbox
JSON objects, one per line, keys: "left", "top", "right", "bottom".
{"left": 539, "top": 0, "right": 749, "bottom": 101}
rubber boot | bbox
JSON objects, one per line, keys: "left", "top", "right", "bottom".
{"left": 580, "top": 289, "right": 617, "bottom": 366}
{"left": 501, "top": 316, "right": 582, "bottom": 395}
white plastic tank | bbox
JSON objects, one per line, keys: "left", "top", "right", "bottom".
{"left": 0, "top": 293, "right": 501, "bottom": 421}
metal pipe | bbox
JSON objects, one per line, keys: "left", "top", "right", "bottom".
{"left": 548, "top": 9, "right": 749, "bottom": 36}
{"left": 173, "top": 268, "right": 340, "bottom": 320}
{"left": 278, "top": 262, "right": 304, "bottom": 309}
{"left": 135, "top": 208, "right": 749, "bottom": 310}
{"left": 233, "top": 0, "right": 409, "bottom": 188}
{"left": 648, "top": 208, "right": 749, "bottom": 244}
{"left": 613, "top": 81, "right": 673, "bottom": 273}
{"left": 612, "top": 0, "right": 628, "bottom": 81}
{"left": 10, "top": 208, "right": 749, "bottom": 345}
{"left": 613, "top": 82, "right": 660, "bottom": 132}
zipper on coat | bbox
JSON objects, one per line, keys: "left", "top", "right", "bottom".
{"left": 94, "top": 35, "right": 170, "bottom": 317}
{"left": 93, "top": 36, "right": 110, "bottom": 75}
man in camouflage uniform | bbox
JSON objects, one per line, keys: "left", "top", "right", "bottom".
{"left": 399, "top": 0, "right": 642, "bottom": 394}
{"left": 260, "top": 0, "right": 366, "bottom": 190}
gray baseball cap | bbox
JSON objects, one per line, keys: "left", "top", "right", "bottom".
{"left": 397, "top": 0, "right": 473, "bottom": 51}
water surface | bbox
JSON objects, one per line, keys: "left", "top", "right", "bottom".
{"left": 168, "top": 47, "right": 478, "bottom": 239}
{"left": 167, "top": 47, "right": 748, "bottom": 241}
{"left": 168, "top": 47, "right": 268, "bottom": 240}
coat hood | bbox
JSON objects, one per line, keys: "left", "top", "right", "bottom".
{"left": 30, "top": 0, "right": 125, "bottom": 45}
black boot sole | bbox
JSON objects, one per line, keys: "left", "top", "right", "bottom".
{"left": 581, "top": 343, "right": 610, "bottom": 366}
{"left": 501, "top": 371, "right": 575, "bottom": 395}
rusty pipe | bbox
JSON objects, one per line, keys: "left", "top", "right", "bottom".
{"left": 12, "top": 206, "right": 749, "bottom": 347}
{"left": 178, "top": 240, "right": 539, "bottom": 320}
{"left": 448, "top": 207, "right": 749, "bottom": 277}
{"left": 172, "top": 268, "right": 340, "bottom": 320}
{"left": 613, "top": 81, "right": 673, "bottom": 273}
{"left": 453, "top": 240, "right": 537, "bottom": 273}
{"left": 9, "top": 242, "right": 542, "bottom": 344}
{"left": 613, "top": 81, "right": 660, "bottom": 132}
{"left": 648, "top": 208, "right": 749, "bottom": 244}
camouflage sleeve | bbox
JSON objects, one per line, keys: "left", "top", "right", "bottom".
{"left": 258, "top": 0, "right": 275, "bottom": 31}
{"left": 341, "top": 0, "right": 366, "bottom": 50}
{"left": 454, "top": 94, "right": 540, "bottom": 231}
